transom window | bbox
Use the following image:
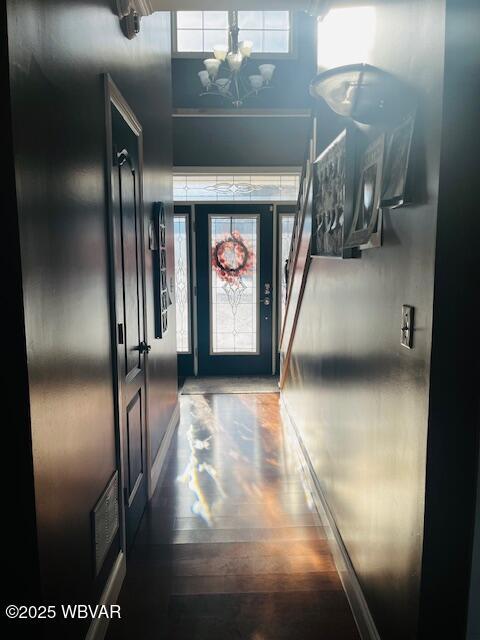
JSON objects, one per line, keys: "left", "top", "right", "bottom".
{"left": 173, "top": 172, "right": 300, "bottom": 202}
{"left": 174, "top": 11, "right": 291, "bottom": 55}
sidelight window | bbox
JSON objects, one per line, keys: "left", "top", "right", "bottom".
{"left": 279, "top": 214, "right": 295, "bottom": 326}
{"left": 173, "top": 215, "right": 191, "bottom": 353}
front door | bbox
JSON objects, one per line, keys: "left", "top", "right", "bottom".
{"left": 110, "top": 90, "right": 148, "bottom": 549}
{"left": 195, "top": 204, "right": 273, "bottom": 376}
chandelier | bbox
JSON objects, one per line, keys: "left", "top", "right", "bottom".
{"left": 197, "top": 11, "right": 275, "bottom": 108}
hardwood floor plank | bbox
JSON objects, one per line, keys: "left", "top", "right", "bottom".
{"left": 171, "top": 512, "right": 317, "bottom": 530}
{"left": 171, "top": 571, "right": 343, "bottom": 594}
{"left": 128, "top": 539, "right": 334, "bottom": 563}
{"left": 136, "top": 524, "right": 326, "bottom": 545}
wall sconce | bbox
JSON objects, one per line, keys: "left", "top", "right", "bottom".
{"left": 120, "top": 9, "right": 140, "bottom": 39}
{"left": 310, "top": 63, "right": 415, "bottom": 125}
{"left": 115, "top": 0, "right": 153, "bottom": 39}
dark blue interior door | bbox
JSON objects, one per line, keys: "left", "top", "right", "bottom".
{"left": 196, "top": 204, "right": 273, "bottom": 376}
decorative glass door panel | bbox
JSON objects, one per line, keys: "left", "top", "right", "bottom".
{"left": 174, "top": 205, "right": 195, "bottom": 378}
{"left": 174, "top": 214, "right": 191, "bottom": 353}
{"left": 279, "top": 213, "right": 295, "bottom": 327}
{"left": 196, "top": 204, "right": 273, "bottom": 376}
{"left": 210, "top": 214, "right": 258, "bottom": 355}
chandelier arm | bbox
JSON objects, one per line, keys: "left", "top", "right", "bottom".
{"left": 228, "top": 10, "right": 239, "bottom": 53}
{"left": 199, "top": 91, "right": 234, "bottom": 100}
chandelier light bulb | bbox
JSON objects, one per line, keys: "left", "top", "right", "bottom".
{"left": 239, "top": 40, "right": 253, "bottom": 58}
{"left": 226, "top": 51, "right": 243, "bottom": 72}
{"left": 258, "top": 64, "right": 276, "bottom": 83}
{"left": 249, "top": 75, "right": 264, "bottom": 91}
{"left": 204, "top": 58, "right": 221, "bottom": 78}
{"left": 213, "top": 44, "right": 228, "bottom": 61}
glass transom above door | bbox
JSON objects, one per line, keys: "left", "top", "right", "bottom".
{"left": 173, "top": 172, "right": 300, "bottom": 202}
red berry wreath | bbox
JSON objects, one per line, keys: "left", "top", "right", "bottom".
{"left": 211, "top": 231, "right": 254, "bottom": 284}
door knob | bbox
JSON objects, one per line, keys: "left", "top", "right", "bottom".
{"left": 137, "top": 341, "right": 151, "bottom": 354}
{"left": 260, "top": 298, "right": 271, "bottom": 306}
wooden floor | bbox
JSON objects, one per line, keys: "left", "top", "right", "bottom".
{"left": 107, "top": 393, "right": 360, "bottom": 640}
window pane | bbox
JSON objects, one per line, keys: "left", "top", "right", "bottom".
{"left": 174, "top": 216, "right": 191, "bottom": 353}
{"left": 238, "top": 11, "right": 263, "bottom": 29}
{"left": 176, "top": 11, "right": 291, "bottom": 54}
{"left": 203, "top": 11, "right": 228, "bottom": 29}
{"left": 238, "top": 29, "right": 263, "bottom": 52}
{"left": 177, "top": 29, "right": 203, "bottom": 52}
{"left": 173, "top": 173, "right": 300, "bottom": 202}
{"left": 264, "top": 11, "right": 289, "bottom": 29}
{"left": 263, "top": 30, "right": 289, "bottom": 52}
{"left": 210, "top": 215, "right": 258, "bottom": 354}
{"left": 280, "top": 215, "right": 295, "bottom": 325}
{"left": 177, "top": 11, "right": 202, "bottom": 29}
{"left": 203, "top": 29, "right": 228, "bottom": 51}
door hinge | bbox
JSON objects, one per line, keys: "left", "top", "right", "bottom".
{"left": 193, "top": 285, "right": 197, "bottom": 297}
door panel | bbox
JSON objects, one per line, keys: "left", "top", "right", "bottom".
{"left": 196, "top": 204, "right": 273, "bottom": 376}
{"left": 126, "top": 391, "right": 143, "bottom": 501}
{"left": 119, "top": 157, "right": 142, "bottom": 376}
{"left": 110, "top": 94, "right": 148, "bottom": 550}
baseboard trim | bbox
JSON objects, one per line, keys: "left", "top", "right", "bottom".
{"left": 149, "top": 400, "right": 180, "bottom": 498}
{"left": 280, "top": 394, "right": 381, "bottom": 640}
{"left": 85, "top": 550, "right": 126, "bottom": 640}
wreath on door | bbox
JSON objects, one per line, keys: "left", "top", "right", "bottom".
{"left": 211, "top": 231, "right": 254, "bottom": 284}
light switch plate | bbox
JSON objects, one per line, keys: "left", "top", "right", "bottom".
{"left": 401, "top": 305, "right": 414, "bottom": 349}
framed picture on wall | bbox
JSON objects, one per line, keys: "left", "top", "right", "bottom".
{"left": 381, "top": 111, "right": 416, "bottom": 208}
{"left": 345, "top": 133, "right": 385, "bottom": 250}
{"left": 311, "top": 127, "right": 356, "bottom": 258}
{"left": 151, "top": 201, "right": 169, "bottom": 338}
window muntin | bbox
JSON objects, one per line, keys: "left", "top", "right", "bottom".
{"left": 176, "top": 11, "right": 229, "bottom": 53}
{"left": 238, "top": 11, "right": 290, "bottom": 54}
{"left": 174, "top": 11, "right": 291, "bottom": 55}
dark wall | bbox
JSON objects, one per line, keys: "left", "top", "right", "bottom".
{"left": 6, "top": 0, "right": 175, "bottom": 626}
{"left": 419, "top": 0, "right": 480, "bottom": 636}
{"left": 2, "top": 0, "right": 40, "bottom": 610}
{"left": 173, "top": 115, "right": 311, "bottom": 166}
{"left": 172, "top": 11, "right": 316, "bottom": 168}
{"left": 282, "top": 2, "right": 446, "bottom": 639}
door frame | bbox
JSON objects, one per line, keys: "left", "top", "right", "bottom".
{"left": 194, "top": 203, "right": 275, "bottom": 376}
{"left": 104, "top": 74, "right": 150, "bottom": 554}
{"left": 173, "top": 201, "right": 295, "bottom": 378}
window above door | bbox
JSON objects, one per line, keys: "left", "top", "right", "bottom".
{"left": 173, "top": 11, "right": 293, "bottom": 58}
{"left": 173, "top": 170, "right": 300, "bottom": 202}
